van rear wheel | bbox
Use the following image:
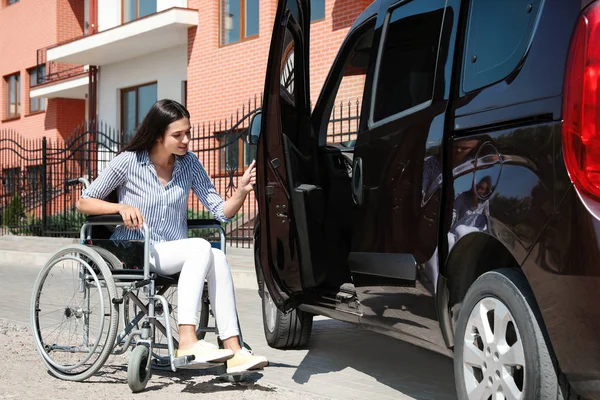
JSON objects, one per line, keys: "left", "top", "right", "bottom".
{"left": 454, "top": 268, "right": 560, "bottom": 400}
{"left": 261, "top": 282, "right": 312, "bottom": 349}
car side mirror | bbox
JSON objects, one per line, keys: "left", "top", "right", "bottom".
{"left": 247, "top": 111, "right": 262, "bottom": 145}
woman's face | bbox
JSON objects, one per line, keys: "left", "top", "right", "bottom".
{"left": 161, "top": 117, "right": 191, "bottom": 156}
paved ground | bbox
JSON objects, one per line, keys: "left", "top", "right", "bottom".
{"left": 0, "top": 236, "right": 457, "bottom": 399}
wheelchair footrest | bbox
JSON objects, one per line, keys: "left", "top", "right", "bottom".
{"left": 173, "top": 355, "right": 222, "bottom": 370}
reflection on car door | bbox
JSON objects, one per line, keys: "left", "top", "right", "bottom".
{"left": 349, "top": 0, "right": 461, "bottom": 347}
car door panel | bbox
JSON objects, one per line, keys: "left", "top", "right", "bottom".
{"left": 349, "top": 0, "right": 461, "bottom": 347}
{"left": 256, "top": 0, "right": 320, "bottom": 311}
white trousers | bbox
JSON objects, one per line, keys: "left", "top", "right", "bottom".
{"left": 149, "top": 238, "right": 240, "bottom": 340}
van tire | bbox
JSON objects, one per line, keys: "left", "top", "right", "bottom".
{"left": 261, "top": 282, "right": 313, "bottom": 349}
{"left": 454, "top": 268, "right": 560, "bottom": 400}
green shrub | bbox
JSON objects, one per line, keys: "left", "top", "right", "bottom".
{"left": 46, "top": 211, "right": 86, "bottom": 234}
{"left": 2, "top": 194, "right": 26, "bottom": 233}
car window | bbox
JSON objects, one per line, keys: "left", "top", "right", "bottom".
{"left": 371, "top": 0, "right": 446, "bottom": 123}
{"left": 462, "top": 0, "right": 542, "bottom": 93}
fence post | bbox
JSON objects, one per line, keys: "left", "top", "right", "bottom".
{"left": 41, "top": 137, "right": 47, "bottom": 236}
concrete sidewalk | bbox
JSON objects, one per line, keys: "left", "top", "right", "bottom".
{"left": 0, "top": 234, "right": 258, "bottom": 290}
{"left": 0, "top": 234, "right": 458, "bottom": 399}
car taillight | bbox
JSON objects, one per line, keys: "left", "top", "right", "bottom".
{"left": 563, "top": 1, "right": 600, "bottom": 200}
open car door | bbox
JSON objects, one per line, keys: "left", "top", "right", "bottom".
{"left": 253, "top": 0, "right": 326, "bottom": 311}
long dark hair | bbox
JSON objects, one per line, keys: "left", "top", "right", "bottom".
{"left": 120, "top": 99, "right": 190, "bottom": 153}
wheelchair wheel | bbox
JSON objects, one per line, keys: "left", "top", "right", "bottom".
{"left": 31, "top": 244, "right": 119, "bottom": 381}
{"left": 128, "top": 345, "right": 151, "bottom": 393}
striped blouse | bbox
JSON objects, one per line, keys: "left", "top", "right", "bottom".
{"left": 81, "top": 150, "right": 229, "bottom": 245}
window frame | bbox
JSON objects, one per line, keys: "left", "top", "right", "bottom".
{"left": 121, "top": 0, "right": 157, "bottom": 24}
{"left": 120, "top": 81, "right": 158, "bottom": 140}
{"left": 4, "top": 72, "right": 20, "bottom": 121}
{"left": 28, "top": 66, "right": 46, "bottom": 114}
{"left": 219, "top": 0, "right": 260, "bottom": 47}
{"left": 368, "top": 2, "right": 444, "bottom": 129}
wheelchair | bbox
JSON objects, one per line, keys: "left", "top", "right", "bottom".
{"left": 30, "top": 177, "right": 248, "bottom": 392}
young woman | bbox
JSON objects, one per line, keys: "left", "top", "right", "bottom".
{"left": 76, "top": 99, "right": 267, "bottom": 374}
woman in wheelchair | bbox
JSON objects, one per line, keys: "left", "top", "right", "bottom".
{"left": 76, "top": 99, "right": 267, "bottom": 374}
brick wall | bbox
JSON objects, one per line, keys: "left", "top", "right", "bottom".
{"left": 45, "top": 98, "right": 86, "bottom": 140}
{"left": 309, "top": 0, "right": 371, "bottom": 107}
{"left": 186, "top": 0, "right": 371, "bottom": 125}
{"left": 0, "top": 0, "right": 85, "bottom": 142}
{"left": 186, "top": 0, "right": 277, "bottom": 125}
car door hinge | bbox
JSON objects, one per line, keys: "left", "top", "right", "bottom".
{"left": 265, "top": 186, "right": 274, "bottom": 196}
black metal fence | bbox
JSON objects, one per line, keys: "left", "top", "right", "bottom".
{"left": 0, "top": 97, "right": 360, "bottom": 247}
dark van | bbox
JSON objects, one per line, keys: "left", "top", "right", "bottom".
{"left": 249, "top": 0, "right": 600, "bottom": 398}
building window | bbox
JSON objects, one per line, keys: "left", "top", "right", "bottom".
{"left": 220, "top": 0, "right": 259, "bottom": 46}
{"left": 27, "top": 165, "right": 42, "bottom": 193}
{"left": 2, "top": 167, "right": 20, "bottom": 195}
{"left": 311, "top": 0, "right": 325, "bottom": 22}
{"left": 216, "top": 130, "right": 257, "bottom": 174}
{"left": 121, "top": 82, "right": 157, "bottom": 142}
{"left": 122, "top": 0, "right": 157, "bottom": 23}
{"left": 29, "top": 66, "right": 46, "bottom": 113}
{"left": 6, "top": 0, "right": 20, "bottom": 5}
{"left": 5, "top": 73, "right": 20, "bottom": 119}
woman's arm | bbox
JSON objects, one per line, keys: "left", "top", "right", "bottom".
{"left": 75, "top": 152, "right": 144, "bottom": 229}
{"left": 76, "top": 199, "right": 143, "bottom": 229}
{"left": 191, "top": 156, "right": 256, "bottom": 222}
{"left": 76, "top": 197, "right": 124, "bottom": 215}
{"left": 223, "top": 160, "right": 256, "bottom": 218}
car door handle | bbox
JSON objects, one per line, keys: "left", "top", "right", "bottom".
{"left": 352, "top": 157, "right": 363, "bottom": 206}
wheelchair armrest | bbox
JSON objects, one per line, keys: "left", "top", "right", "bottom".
{"left": 186, "top": 219, "right": 221, "bottom": 228}
{"left": 86, "top": 214, "right": 123, "bottom": 225}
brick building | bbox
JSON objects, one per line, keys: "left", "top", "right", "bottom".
{"left": 1, "top": 0, "right": 370, "bottom": 141}
{"left": 0, "top": 0, "right": 87, "bottom": 141}
{"left": 0, "top": 0, "right": 371, "bottom": 239}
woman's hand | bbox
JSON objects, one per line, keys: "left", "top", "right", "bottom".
{"left": 118, "top": 204, "right": 144, "bottom": 229}
{"left": 240, "top": 160, "right": 256, "bottom": 194}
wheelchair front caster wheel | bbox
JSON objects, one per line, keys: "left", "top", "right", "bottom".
{"left": 128, "top": 345, "right": 151, "bottom": 393}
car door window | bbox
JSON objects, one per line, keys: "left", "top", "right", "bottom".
{"left": 371, "top": 0, "right": 446, "bottom": 124}
{"left": 462, "top": 0, "right": 542, "bottom": 93}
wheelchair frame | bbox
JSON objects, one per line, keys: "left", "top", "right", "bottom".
{"left": 31, "top": 177, "right": 240, "bottom": 392}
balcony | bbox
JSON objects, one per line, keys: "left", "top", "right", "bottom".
{"left": 29, "top": 64, "right": 89, "bottom": 100}
{"left": 46, "top": 7, "right": 198, "bottom": 66}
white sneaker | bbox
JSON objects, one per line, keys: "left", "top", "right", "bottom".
{"left": 196, "top": 339, "right": 218, "bottom": 349}
{"left": 176, "top": 340, "right": 234, "bottom": 363}
{"left": 226, "top": 348, "right": 268, "bottom": 374}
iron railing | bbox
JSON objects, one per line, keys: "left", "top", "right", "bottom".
{"left": 33, "top": 46, "right": 87, "bottom": 88}
{"left": 0, "top": 96, "right": 360, "bottom": 246}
